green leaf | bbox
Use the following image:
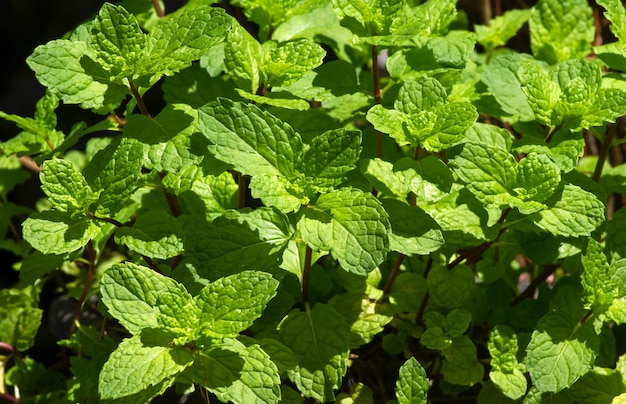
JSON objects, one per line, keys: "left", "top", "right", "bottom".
{"left": 115, "top": 212, "right": 184, "bottom": 259}
{"left": 569, "top": 367, "right": 626, "bottom": 404}
{"left": 154, "top": 283, "right": 198, "bottom": 344}
{"left": 263, "top": 40, "right": 326, "bottom": 87}
{"left": 0, "top": 288, "right": 42, "bottom": 351}
{"left": 517, "top": 56, "right": 560, "bottom": 125}
{"left": 189, "top": 339, "right": 281, "bottom": 404}
{"left": 100, "top": 262, "right": 184, "bottom": 334}
{"left": 526, "top": 310, "right": 599, "bottom": 393}
{"left": 427, "top": 264, "right": 475, "bottom": 309}
{"left": 331, "top": 0, "right": 404, "bottom": 37}
{"left": 383, "top": 199, "right": 444, "bottom": 256}
{"left": 223, "top": 22, "right": 263, "bottom": 92}
{"left": 249, "top": 174, "right": 309, "bottom": 213}
{"left": 530, "top": 183, "right": 605, "bottom": 238}
{"left": 481, "top": 53, "right": 535, "bottom": 122}
{"left": 39, "top": 159, "right": 94, "bottom": 213}
{"left": 529, "top": 0, "right": 595, "bottom": 64}
{"left": 83, "top": 137, "right": 144, "bottom": 217}
{"left": 197, "top": 98, "right": 304, "bottom": 180}
{"left": 359, "top": 158, "right": 411, "bottom": 198}
{"left": 22, "top": 210, "right": 100, "bottom": 255}
{"left": 475, "top": 9, "right": 532, "bottom": 53}
{"left": 26, "top": 39, "right": 128, "bottom": 112}
{"left": 450, "top": 142, "right": 517, "bottom": 208}
{"left": 195, "top": 271, "right": 279, "bottom": 338}
{"left": 278, "top": 304, "right": 350, "bottom": 402}
{"left": 395, "top": 357, "right": 428, "bottom": 404}
{"left": 440, "top": 336, "right": 484, "bottom": 386}
{"left": 98, "top": 334, "right": 194, "bottom": 400}
{"left": 298, "top": 188, "right": 390, "bottom": 275}
{"left": 327, "top": 292, "right": 394, "bottom": 348}
{"left": 182, "top": 208, "right": 293, "bottom": 280}
{"left": 597, "top": 0, "right": 626, "bottom": 42}
{"left": 514, "top": 152, "right": 561, "bottom": 204}
{"left": 581, "top": 239, "right": 615, "bottom": 310}
{"left": 488, "top": 325, "right": 527, "bottom": 400}
{"left": 301, "top": 129, "right": 362, "bottom": 192}
{"left": 138, "top": 6, "right": 231, "bottom": 80}
{"left": 91, "top": 3, "right": 146, "bottom": 79}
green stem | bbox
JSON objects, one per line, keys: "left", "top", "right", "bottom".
{"left": 302, "top": 245, "right": 313, "bottom": 306}
{"left": 592, "top": 125, "right": 616, "bottom": 182}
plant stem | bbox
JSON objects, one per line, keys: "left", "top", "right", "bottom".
{"left": 302, "top": 245, "right": 313, "bottom": 306}
{"left": 510, "top": 264, "right": 557, "bottom": 307}
{"left": 88, "top": 212, "right": 124, "bottom": 228}
{"left": 381, "top": 254, "right": 405, "bottom": 296}
{"left": 0, "top": 341, "right": 14, "bottom": 353}
{"left": 69, "top": 240, "right": 97, "bottom": 338}
{"left": 128, "top": 79, "right": 151, "bottom": 117}
{"left": 482, "top": 0, "right": 492, "bottom": 24}
{"left": 159, "top": 172, "right": 182, "bottom": 217}
{"left": 237, "top": 172, "right": 247, "bottom": 209}
{"left": 371, "top": 46, "right": 383, "bottom": 160}
{"left": 579, "top": 309, "right": 594, "bottom": 324}
{"left": 592, "top": 124, "right": 616, "bottom": 182}
{"left": 151, "top": 0, "right": 164, "bottom": 17}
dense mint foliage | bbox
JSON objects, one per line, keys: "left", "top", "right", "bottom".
{"left": 3, "top": 0, "right": 626, "bottom": 403}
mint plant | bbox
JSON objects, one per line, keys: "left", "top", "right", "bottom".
{"left": 3, "top": 0, "right": 626, "bottom": 403}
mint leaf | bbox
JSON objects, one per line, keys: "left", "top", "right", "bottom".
{"left": 40, "top": 159, "right": 94, "bottom": 213}
{"left": 301, "top": 129, "right": 362, "bottom": 192}
{"left": 223, "top": 23, "right": 263, "bottom": 92}
{"left": 440, "top": 336, "right": 484, "bottom": 386}
{"left": 395, "top": 357, "right": 428, "bottom": 404}
{"left": 249, "top": 174, "right": 309, "bottom": 213}
{"left": 138, "top": 6, "right": 231, "bottom": 80}
{"left": 427, "top": 264, "right": 475, "bottom": 309}
{"left": 515, "top": 152, "right": 561, "bottom": 204}
{"left": 115, "top": 211, "right": 184, "bottom": 260}
{"left": 327, "top": 292, "right": 394, "bottom": 348}
{"left": 383, "top": 199, "right": 444, "bottom": 256}
{"left": 569, "top": 367, "right": 626, "bottom": 403}
{"left": 529, "top": 0, "right": 594, "bottom": 64}
{"left": 526, "top": 310, "right": 599, "bottom": 392}
{"left": 278, "top": 304, "right": 350, "bottom": 402}
{"left": 22, "top": 211, "right": 100, "bottom": 255}
{"left": 195, "top": 271, "right": 279, "bottom": 338}
{"left": 530, "top": 184, "right": 605, "bottom": 238}
{"left": 474, "top": 9, "right": 532, "bottom": 53}
{"left": 359, "top": 158, "right": 412, "bottom": 198}
{"left": 91, "top": 3, "right": 146, "bottom": 80}
{"left": 83, "top": 137, "right": 144, "bottom": 217}
{"left": 450, "top": 142, "right": 517, "bottom": 208}
{"left": 298, "top": 188, "right": 390, "bottom": 275}
{"left": 597, "top": 0, "right": 626, "bottom": 42}
{"left": 517, "top": 56, "right": 560, "bottom": 125}
{"left": 98, "top": 334, "right": 194, "bottom": 400}
{"left": 26, "top": 40, "right": 128, "bottom": 112}
{"left": 263, "top": 40, "right": 326, "bottom": 87}
{"left": 197, "top": 98, "right": 304, "bottom": 180}
{"left": 331, "top": 0, "right": 404, "bottom": 37}
{"left": 182, "top": 208, "right": 292, "bottom": 279}
{"left": 581, "top": 239, "right": 615, "bottom": 310}
{"left": 488, "top": 325, "right": 527, "bottom": 400}
{"left": 100, "top": 262, "right": 180, "bottom": 334}
{"left": 367, "top": 77, "right": 477, "bottom": 151}
{"left": 190, "top": 339, "right": 281, "bottom": 404}
{"left": 154, "top": 284, "right": 198, "bottom": 344}
{"left": 0, "top": 288, "right": 42, "bottom": 351}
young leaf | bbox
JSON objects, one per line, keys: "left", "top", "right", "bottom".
{"left": 526, "top": 310, "right": 599, "bottom": 392}
{"left": 427, "top": 264, "right": 475, "bottom": 309}
{"left": 262, "top": 40, "right": 326, "bottom": 87}
{"left": 83, "top": 137, "right": 144, "bottom": 218}
{"left": 581, "top": 239, "right": 616, "bottom": 310}
{"left": 22, "top": 211, "right": 100, "bottom": 255}
{"left": 395, "top": 357, "right": 429, "bottom": 404}
{"left": 91, "top": 3, "right": 146, "bottom": 79}
{"left": 98, "top": 334, "right": 194, "bottom": 400}
{"left": 278, "top": 304, "right": 350, "bottom": 402}
{"left": 138, "top": 5, "right": 231, "bottom": 80}
{"left": 189, "top": 339, "right": 281, "bottom": 404}
{"left": 488, "top": 325, "right": 527, "bottom": 400}
{"left": 440, "top": 336, "right": 484, "bottom": 386}
{"left": 474, "top": 9, "right": 532, "bottom": 53}
{"left": 195, "top": 271, "right": 279, "bottom": 338}
{"left": 223, "top": 22, "right": 264, "bottom": 92}
{"left": 40, "top": 159, "right": 94, "bottom": 213}
{"left": 0, "top": 288, "right": 42, "bottom": 351}
{"left": 517, "top": 56, "right": 560, "bottom": 125}
{"left": 298, "top": 188, "right": 390, "bottom": 275}
{"left": 529, "top": 0, "right": 594, "bottom": 64}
